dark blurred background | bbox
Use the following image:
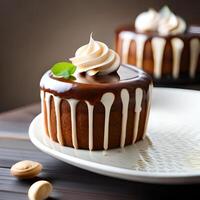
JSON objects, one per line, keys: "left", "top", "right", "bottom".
{"left": 0, "top": 0, "right": 199, "bottom": 112}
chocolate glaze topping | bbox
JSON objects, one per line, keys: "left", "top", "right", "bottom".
{"left": 40, "top": 64, "right": 152, "bottom": 105}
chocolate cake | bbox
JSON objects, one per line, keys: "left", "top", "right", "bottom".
{"left": 116, "top": 6, "right": 200, "bottom": 82}
{"left": 40, "top": 35, "right": 153, "bottom": 150}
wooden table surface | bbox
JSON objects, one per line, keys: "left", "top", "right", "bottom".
{"left": 1, "top": 137, "right": 200, "bottom": 200}
{"left": 1, "top": 86, "right": 200, "bottom": 200}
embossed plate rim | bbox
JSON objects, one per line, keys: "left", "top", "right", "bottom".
{"left": 29, "top": 88, "right": 200, "bottom": 184}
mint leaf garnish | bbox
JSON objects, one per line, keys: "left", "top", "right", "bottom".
{"left": 51, "top": 62, "right": 76, "bottom": 79}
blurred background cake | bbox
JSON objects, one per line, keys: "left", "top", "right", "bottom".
{"left": 0, "top": 1, "right": 199, "bottom": 112}
{"left": 40, "top": 35, "right": 153, "bottom": 150}
{"left": 116, "top": 6, "right": 200, "bottom": 84}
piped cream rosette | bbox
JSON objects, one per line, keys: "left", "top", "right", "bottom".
{"left": 158, "top": 6, "right": 186, "bottom": 35}
{"left": 135, "top": 6, "right": 186, "bottom": 35}
{"left": 70, "top": 34, "right": 120, "bottom": 76}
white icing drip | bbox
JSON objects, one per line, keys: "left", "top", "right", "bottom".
{"left": 121, "top": 38, "right": 131, "bottom": 63}
{"left": 133, "top": 88, "right": 143, "bottom": 143}
{"left": 67, "top": 99, "right": 79, "bottom": 149}
{"left": 189, "top": 38, "right": 200, "bottom": 78}
{"left": 101, "top": 93, "right": 115, "bottom": 150}
{"left": 40, "top": 90, "right": 45, "bottom": 134}
{"left": 171, "top": 38, "right": 184, "bottom": 79}
{"left": 40, "top": 71, "right": 73, "bottom": 93}
{"left": 42, "top": 88, "right": 149, "bottom": 149}
{"left": 120, "top": 32, "right": 147, "bottom": 68}
{"left": 54, "top": 96, "right": 64, "bottom": 145}
{"left": 143, "top": 84, "right": 153, "bottom": 139}
{"left": 86, "top": 102, "right": 94, "bottom": 151}
{"left": 151, "top": 38, "right": 166, "bottom": 79}
{"left": 45, "top": 93, "right": 52, "bottom": 139}
{"left": 135, "top": 35, "right": 148, "bottom": 68}
{"left": 120, "top": 89, "right": 130, "bottom": 148}
{"left": 40, "top": 91, "right": 45, "bottom": 110}
{"left": 119, "top": 31, "right": 135, "bottom": 40}
{"left": 40, "top": 91, "right": 44, "bottom": 115}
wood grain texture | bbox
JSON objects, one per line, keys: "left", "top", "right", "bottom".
{"left": 0, "top": 138, "right": 200, "bottom": 200}
{"left": 0, "top": 103, "right": 40, "bottom": 138}
{"left": 0, "top": 87, "right": 200, "bottom": 199}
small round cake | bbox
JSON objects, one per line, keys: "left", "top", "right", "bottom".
{"left": 116, "top": 6, "right": 200, "bottom": 83}
{"left": 40, "top": 34, "right": 153, "bottom": 150}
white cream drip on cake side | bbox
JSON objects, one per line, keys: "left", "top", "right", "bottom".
{"left": 100, "top": 93, "right": 115, "bottom": 150}
{"left": 190, "top": 38, "right": 200, "bottom": 78}
{"left": 119, "top": 32, "right": 200, "bottom": 79}
{"left": 151, "top": 37, "right": 166, "bottom": 79}
{"left": 45, "top": 93, "right": 52, "bottom": 139}
{"left": 40, "top": 86, "right": 152, "bottom": 150}
{"left": 132, "top": 88, "right": 143, "bottom": 143}
{"left": 120, "top": 31, "right": 148, "bottom": 68}
{"left": 171, "top": 38, "right": 184, "bottom": 79}
{"left": 53, "top": 96, "right": 63, "bottom": 145}
{"left": 143, "top": 84, "right": 153, "bottom": 139}
{"left": 85, "top": 102, "right": 94, "bottom": 151}
{"left": 120, "top": 89, "right": 130, "bottom": 148}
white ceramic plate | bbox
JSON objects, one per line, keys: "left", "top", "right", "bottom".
{"left": 29, "top": 88, "right": 200, "bottom": 184}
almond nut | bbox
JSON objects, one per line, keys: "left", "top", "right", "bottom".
{"left": 10, "top": 160, "right": 42, "bottom": 179}
{"left": 28, "top": 180, "right": 52, "bottom": 200}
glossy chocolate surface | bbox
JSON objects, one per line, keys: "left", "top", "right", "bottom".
{"left": 52, "top": 64, "right": 139, "bottom": 85}
{"left": 40, "top": 64, "right": 152, "bottom": 104}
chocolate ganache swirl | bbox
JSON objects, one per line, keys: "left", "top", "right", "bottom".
{"left": 70, "top": 33, "right": 120, "bottom": 76}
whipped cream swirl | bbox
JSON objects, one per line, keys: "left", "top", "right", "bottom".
{"left": 135, "top": 9, "right": 160, "bottom": 32}
{"left": 158, "top": 6, "right": 186, "bottom": 35}
{"left": 70, "top": 34, "right": 120, "bottom": 76}
{"left": 135, "top": 6, "right": 186, "bottom": 35}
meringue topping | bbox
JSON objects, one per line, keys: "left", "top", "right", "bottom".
{"left": 158, "top": 6, "right": 186, "bottom": 35}
{"left": 70, "top": 33, "right": 120, "bottom": 76}
{"left": 135, "top": 9, "right": 160, "bottom": 32}
{"left": 135, "top": 6, "right": 186, "bottom": 35}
